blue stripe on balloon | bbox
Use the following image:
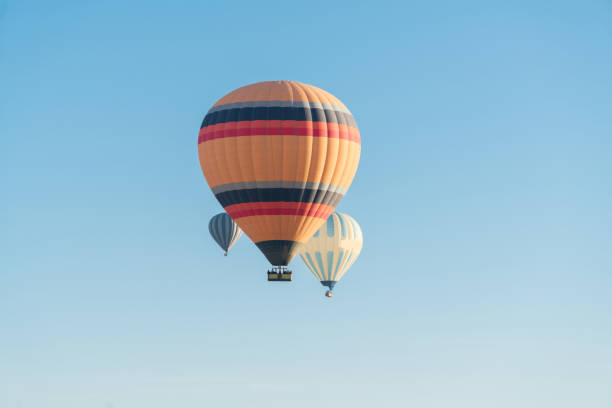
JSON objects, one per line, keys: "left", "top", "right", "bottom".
{"left": 344, "top": 253, "right": 353, "bottom": 271}
{"left": 327, "top": 251, "right": 334, "bottom": 281}
{"left": 221, "top": 214, "right": 228, "bottom": 247}
{"left": 224, "top": 214, "right": 231, "bottom": 247}
{"left": 338, "top": 213, "right": 347, "bottom": 238}
{"left": 326, "top": 215, "right": 335, "bottom": 237}
{"left": 333, "top": 250, "right": 345, "bottom": 281}
{"left": 350, "top": 216, "right": 360, "bottom": 239}
{"left": 305, "top": 252, "right": 321, "bottom": 280}
{"left": 315, "top": 252, "right": 326, "bottom": 280}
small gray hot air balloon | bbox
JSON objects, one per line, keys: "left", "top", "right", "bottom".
{"left": 208, "top": 213, "right": 242, "bottom": 256}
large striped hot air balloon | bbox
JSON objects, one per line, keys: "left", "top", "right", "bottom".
{"left": 208, "top": 212, "right": 242, "bottom": 256}
{"left": 298, "top": 212, "right": 363, "bottom": 297}
{"left": 198, "top": 81, "right": 360, "bottom": 277}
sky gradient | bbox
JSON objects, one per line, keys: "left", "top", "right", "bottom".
{"left": 2, "top": 1, "right": 612, "bottom": 407}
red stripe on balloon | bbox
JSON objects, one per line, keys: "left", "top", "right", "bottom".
{"left": 198, "top": 120, "right": 360, "bottom": 144}
{"left": 225, "top": 202, "right": 334, "bottom": 219}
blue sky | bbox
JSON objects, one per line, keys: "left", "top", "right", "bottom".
{"left": 1, "top": 0, "right": 612, "bottom": 407}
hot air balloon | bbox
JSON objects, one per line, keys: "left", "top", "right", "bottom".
{"left": 298, "top": 212, "right": 363, "bottom": 297}
{"left": 208, "top": 212, "right": 242, "bottom": 256}
{"left": 197, "top": 81, "right": 361, "bottom": 281}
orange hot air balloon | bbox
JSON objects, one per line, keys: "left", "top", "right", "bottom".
{"left": 197, "top": 81, "right": 360, "bottom": 275}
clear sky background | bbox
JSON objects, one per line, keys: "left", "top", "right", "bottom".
{"left": 1, "top": 0, "right": 612, "bottom": 407}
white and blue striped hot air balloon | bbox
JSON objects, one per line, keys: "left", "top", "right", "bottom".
{"left": 298, "top": 212, "right": 363, "bottom": 297}
{"left": 208, "top": 213, "right": 242, "bottom": 256}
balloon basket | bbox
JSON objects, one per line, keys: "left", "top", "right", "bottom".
{"left": 267, "top": 266, "right": 292, "bottom": 282}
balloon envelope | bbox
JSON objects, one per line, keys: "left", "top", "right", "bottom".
{"left": 298, "top": 212, "right": 363, "bottom": 292}
{"left": 198, "top": 81, "right": 361, "bottom": 266}
{"left": 208, "top": 212, "right": 242, "bottom": 255}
